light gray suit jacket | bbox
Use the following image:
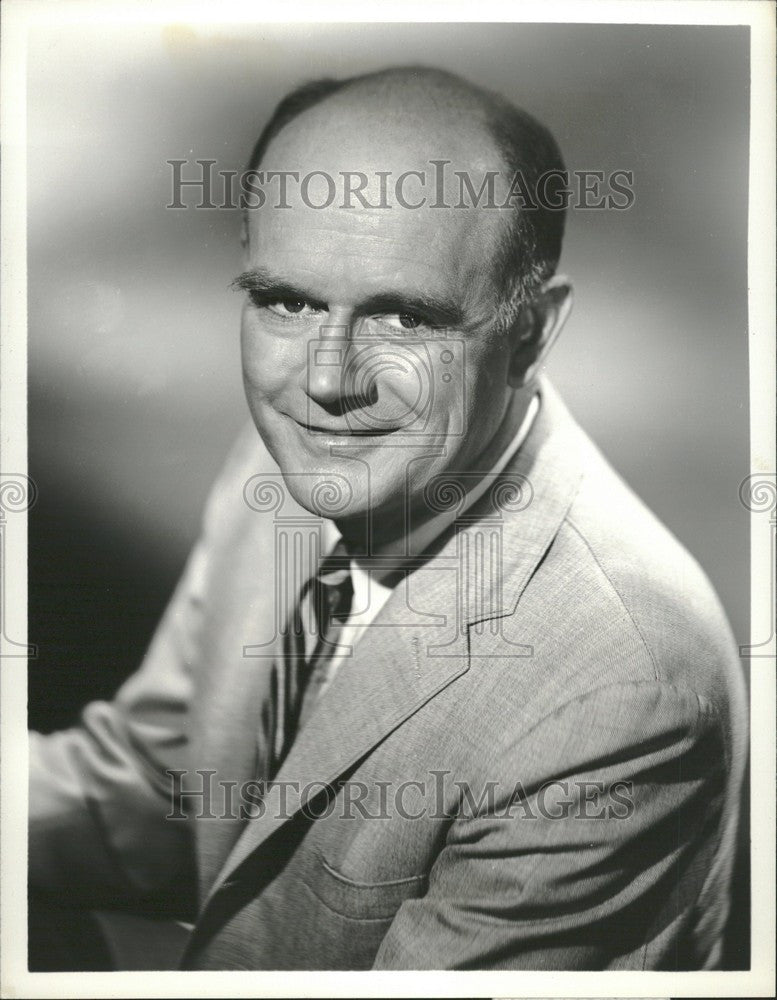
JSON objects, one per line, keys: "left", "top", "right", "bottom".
{"left": 29, "top": 379, "right": 747, "bottom": 970}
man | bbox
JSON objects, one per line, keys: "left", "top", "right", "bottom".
{"left": 29, "top": 66, "right": 747, "bottom": 971}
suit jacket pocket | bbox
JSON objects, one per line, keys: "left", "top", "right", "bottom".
{"left": 308, "top": 853, "right": 428, "bottom": 921}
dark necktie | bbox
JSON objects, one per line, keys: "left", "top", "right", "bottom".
{"left": 294, "top": 542, "right": 354, "bottom": 733}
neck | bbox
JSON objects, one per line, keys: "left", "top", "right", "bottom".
{"left": 335, "top": 387, "right": 535, "bottom": 557}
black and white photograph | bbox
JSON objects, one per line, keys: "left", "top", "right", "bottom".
{"left": 1, "top": 2, "right": 774, "bottom": 996}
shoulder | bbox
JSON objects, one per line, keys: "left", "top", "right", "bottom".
{"left": 560, "top": 437, "right": 738, "bottom": 695}
{"left": 487, "top": 396, "right": 745, "bottom": 734}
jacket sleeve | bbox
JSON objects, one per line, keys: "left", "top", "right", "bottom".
{"left": 28, "top": 426, "right": 254, "bottom": 911}
{"left": 372, "top": 680, "right": 734, "bottom": 970}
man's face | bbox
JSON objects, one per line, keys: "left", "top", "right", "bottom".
{"left": 240, "top": 97, "right": 520, "bottom": 529}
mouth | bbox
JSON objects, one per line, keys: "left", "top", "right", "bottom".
{"left": 290, "top": 416, "right": 400, "bottom": 437}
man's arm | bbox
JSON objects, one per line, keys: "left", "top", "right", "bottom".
{"left": 373, "top": 680, "right": 736, "bottom": 970}
{"left": 28, "top": 426, "right": 255, "bottom": 912}
{"left": 28, "top": 537, "right": 206, "bottom": 910}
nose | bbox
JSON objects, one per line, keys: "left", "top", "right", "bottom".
{"left": 305, "top": 323, "right": 376, "bottom": 413}
{"left": 307, "top": 326, "right": 346, "bottom": 405}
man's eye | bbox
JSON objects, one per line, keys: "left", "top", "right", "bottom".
{"left": 266, "top": 298, "right": 316, "bottom": 317}
{"left": 246, "top": 292, "right": 323, "bottom": 317}
{"left": 378, "top": 313, "right": 423, "bottom": 330}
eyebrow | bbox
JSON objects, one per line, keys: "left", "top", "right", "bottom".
{"left": 231, "top": 268, "right": 327, "bottom": 310}
{"left": 232, "top": 267, "right": 465, "bottom": 329}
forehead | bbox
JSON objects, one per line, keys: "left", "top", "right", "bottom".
{"left": 245, "top": 96, "right": 513, "bottom": 308}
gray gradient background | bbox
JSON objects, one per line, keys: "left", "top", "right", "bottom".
{"left": 26, "top": 21, "right": 750, "bottom": 965}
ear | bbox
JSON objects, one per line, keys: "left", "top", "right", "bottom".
{"left": 507, "top": 275, "right": 573, "bottom": 388}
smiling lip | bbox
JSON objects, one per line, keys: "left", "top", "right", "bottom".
{"left": 294, "top": 419, "right": 399, "bottom": 437}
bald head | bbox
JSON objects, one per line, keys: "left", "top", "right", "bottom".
{"left": 245, "top": 66, "right": 567, "bottom": 314}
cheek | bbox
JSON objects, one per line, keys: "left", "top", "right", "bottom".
{"left": 240, "top": 315, "right": 302, "bottom": 399}
{"left": 460, "top": 337, "right": 511, "bottom": 418}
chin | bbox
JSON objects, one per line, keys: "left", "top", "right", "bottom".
{"left": 273, "top": 460, "right": 365, "bottom": 519}
{"left": 286, "top": 463, "right": 413, "bottom": 526}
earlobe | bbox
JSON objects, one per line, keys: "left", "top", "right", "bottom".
{"left": 507, "top": 276, "right": 573, "bottom": 388}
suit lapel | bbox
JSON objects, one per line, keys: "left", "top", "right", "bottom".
{"left": 465, "top": 377, "right": 587, "bottom": 621}
{"left": 198, "top": 376, "right": 586, "bottom": 912}
{"left": 201, "top": 557, "right": 466, "bottom": 907}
